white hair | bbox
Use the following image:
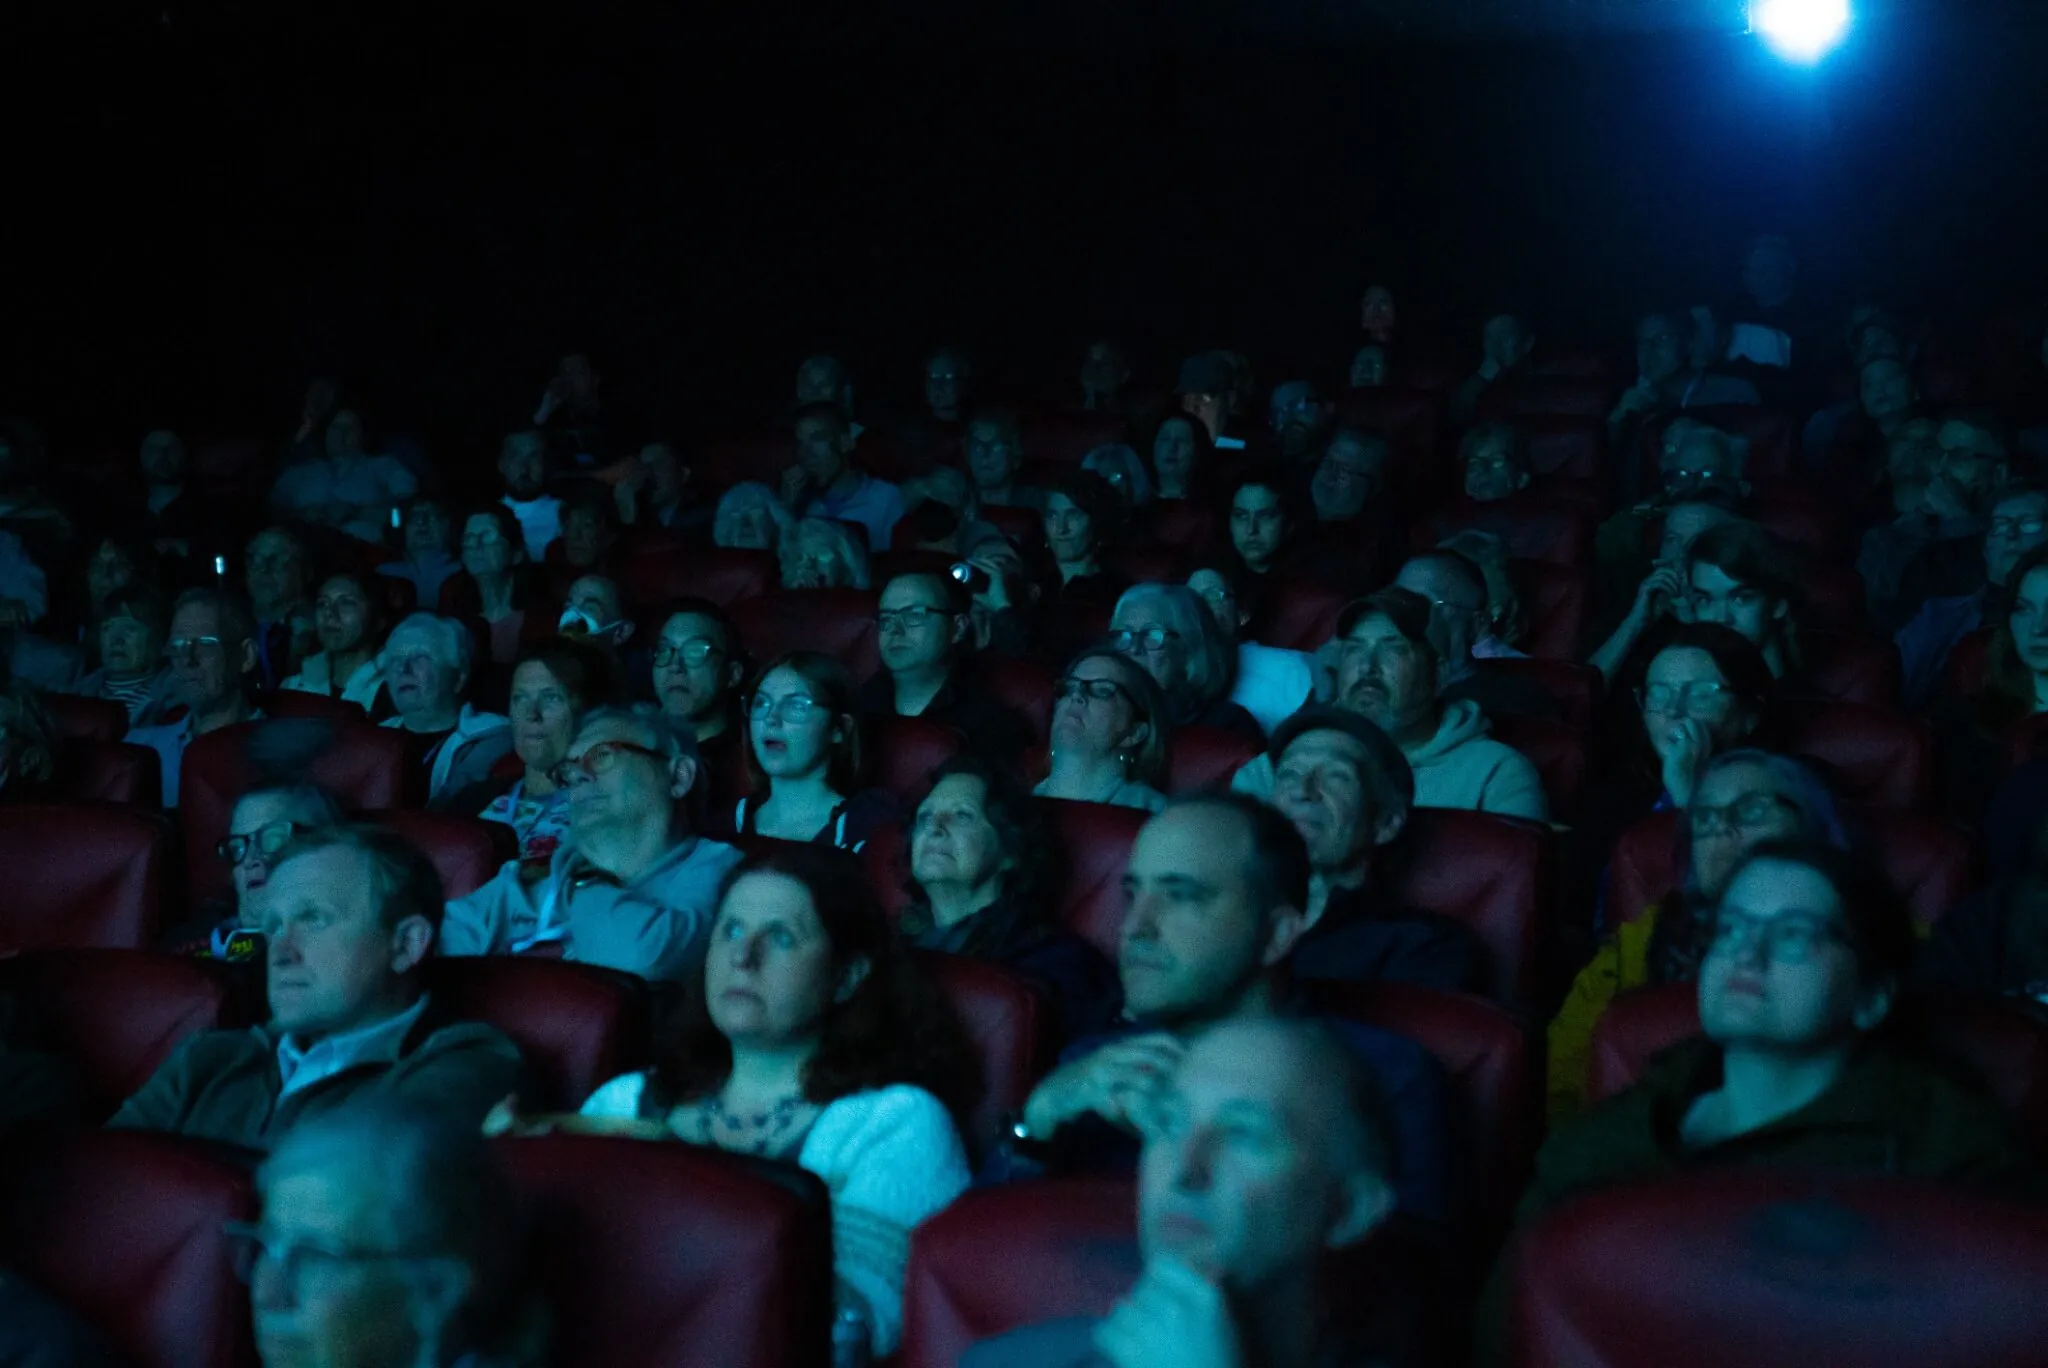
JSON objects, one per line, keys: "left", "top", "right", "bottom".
{"left": 379, "top": 612, "right": 472, "bottom": 689}
{"left": 713, "top": 482, "right": 795, "bottom": 550}
{"left": 779, "top": 517, "right": 871, "bottom": 590}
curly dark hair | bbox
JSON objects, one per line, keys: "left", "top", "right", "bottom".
{"left": 898, "top": 754, "right": 1062, "bottom": 946}
{"left": 645, "top": 845, "right": 983, "bottom": 1128}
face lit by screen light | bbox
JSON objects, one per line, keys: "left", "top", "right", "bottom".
{"left": 1754, "top": 0, "right": 1851, "bottom": 63}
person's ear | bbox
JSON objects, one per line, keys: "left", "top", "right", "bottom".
{"left": 1325, "top": 1172, "right": 1395, "bottom": 1251}
{"left": 723, "top": 659, "right": 745, "bottom": 691}
{"left": 389, "top": 915, "right": 435, "bottom": 974}
{"left": 614, "top": 621, "right": 636, "bottom": 646}
{"left": 1514, "top": 470, "right": 1531, "bottom": 491}
{"left": 1372, "top": 803, "right": 1407, "bottom": 849}
{"left": 1770, "top": 597, "right": 1791, "bottom": 623}
{"left": 1852, "top": 980, "right": 1895, "bottom": 1033}
{"left": 238, "top": 639, "right": 259, "bottom": 677}
{"left": 1260, "top": 902, "right": 1309, "bottom": 967}
{"left": 669, "top": 754, "right": 700, "bottom": 800}
{"left": 834, "top": 954, "right": 872, "bottom": 1004}
{"left": 950, "top": 613, "right": 972, "bottom": 648}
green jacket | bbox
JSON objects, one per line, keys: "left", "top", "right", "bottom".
{"left": 1476, "top": 1037, "right": 2035, "bottom": 1363}
{"left": 108, "top": 998, "right": 526, "bottom": 1153}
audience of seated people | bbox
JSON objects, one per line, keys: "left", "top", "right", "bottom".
{"left": 444, "top": 704, "right": 743, "bottom": 979}
{"left": 494, "top": 844, "right": 980, "bottom": 1359}
{"left": 20, "top": 278, "right": 2048, "bottom": 1368}
{"left": 112, "top": 824, "right": 526, "bottom": 1149}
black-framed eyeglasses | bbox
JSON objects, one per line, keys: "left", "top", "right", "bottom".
{"left": 1687, "top": 791, "right": 1795, "bottom": 838}
{"left": 221, "top": 1221, "right": 448, "bottom": 1293}
{"left": 1056, "top": 677, "right": 1131, "bottom": 706}
{"left": 877, "top": 607, "right": 951, "bottom": 633}
{"left": 1110, "top": 627, "right": 1179, "bottom": 654}
{"left": 653, "top": 639, "right": 719, "bottom": 668}
{"left": 217, "top": 820, "right": 301, "bottom": 866}
{"left": 166, "top": 636, "right": 225, "bottom": 663}
{"left": 549, "top": 739, "right": 667, "bottom": 788}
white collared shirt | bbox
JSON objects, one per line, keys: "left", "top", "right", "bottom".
{"left": 275, "top": 995, "right": 430, "bottom": 1098}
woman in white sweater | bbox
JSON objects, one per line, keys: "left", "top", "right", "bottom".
{"left": 490, "top": 844, "right": 980, "bottom": 1359}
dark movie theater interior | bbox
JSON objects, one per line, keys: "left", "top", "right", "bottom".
{"left": 7, "top": 0, "right": 2048, "bottom": 1365}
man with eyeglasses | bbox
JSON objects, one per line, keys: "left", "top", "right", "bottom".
{"left": 442, "top": 704, "right": 742, "bottom": 981}
{"left": 110, "top": 825, "right": 524, "bottom": 1152}
{"left": 1308, "top": 428, "right": 1391, "bottom": 528}
{"left": 1867, "top": 414, "right": 2016, "bottom": 633}
{"left": 1896, "top": 479, "right": 2048, "bottom": 710}
{"left": 124, "top": 586, "right": 265, "bottom": 807}
{"left": 233, "top": 1101, "right": 537, "bottom": 1368}
{"left": 855, "top": 571, "right": 1033, "bottom": 765}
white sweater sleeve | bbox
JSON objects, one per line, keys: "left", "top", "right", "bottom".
{"left": 578, "top": 1071, "right": 649, "bottom": 1119}
{"left": 800, "top": 1085, "right": 972, "bottom": 1358}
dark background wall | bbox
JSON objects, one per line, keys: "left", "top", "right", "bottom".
{"left": 3, "top": 1, "right": 2044, "bottom": 466}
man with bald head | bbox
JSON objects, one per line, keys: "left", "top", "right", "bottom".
{"left": 970, "top": 1018, "right": 1403, "bottom": 1368}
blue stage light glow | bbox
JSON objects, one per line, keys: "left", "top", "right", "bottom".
{"left": 1754, "top": 0, "right": 1852, "bottom": 62}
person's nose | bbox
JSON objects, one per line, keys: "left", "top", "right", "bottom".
{"left": 1121, "top": 892, "right": 1161, "bottom": 944}
{"left": 729, "top": 931, "right": 763, "bottom": 971}
{"left": 1171, "top": 1125, "right": 1217, "bottom": 1192}
{"left": 268, "top": 925, "right": 300, "bottom": 965}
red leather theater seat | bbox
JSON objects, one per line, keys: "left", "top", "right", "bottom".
{"left": 1167, "top": 724, "right": 1262, "bottom": 796}
{"left": 979, "top": 657, "right": 1055, "bottom": 745}
{"left": 1393, "top": 810, "right": 1549, "bottom": 1014}
{"left": 1043, "top": 799, "right": 1147, "bottom": 960}
{"left": 0, "top": 804, "right": 168, "bottom": 953}
{"left": 0, "top": 949, "right": 243, "bottom": 1115}
{"left": 1511, "top": 1171, "right": 2048, "bottom": 1368}
{"left": 693, "top": 429, "right": 797, "bottom": 495}
{"left": 1488, "top": 715, "right": 1587, "bottom": 816}
{"left": 1479, "top": 377, "right": 1617, "bottom": 423}
{"left": 1429, "top": 500, "right": 1591, "bottom": 567}
{"left": 1523, "top": 415, "right": 1606, "bottom": 482}
{"left": 1515, "top": 560, "right": 1588, "bottom": 660}
{"left": 981, "top": 505, "right": 1042, "bottom": 548}
{"left": 424, "top": 957, "right": 649, "bottom": 1111}
{"left": 1607, "top": 808, "right": 1976, "bottom": 931}
{"left": 916, "top": 952, "right": 1044, "bottom": 1159}
{"left": 620, "top": 545, "right": 776, "bottom": 610}
{"left": 1147, "top": 499, "right": 1216, "bottom": 554}
{"left": 1255, "top": 577, "right": 1348, "bottom": 653}
{"left": 1105, "top": 544, "right": 1188, "bottom": 586}
{"left": 497, "top": 1134, "right": 834, "bottom": 1368}
{"left": 260, "top": 690, "right": 366, "bottom": 725}
{"left": 0, "top": 1127, "right": 256, "bottom": 1368}
{"left": 41, "top": 693, "right": 129, "bottom": 742}
{"left": 1312, "top": 982, "right": 1534, "bottom": 1246}
{"left": 1799, "top": 630, "right": 1902, "bottom": 707}
{"left": 1471, "top": 658, "right": 1601, "bottom": 727}
{"left": 367, "top": 810, "right": 519, "bottom": 900}
{"left": 1024, "top": 411, "right": 1130, "bottom": 465}
{"left": 56, "top": 739, "right": 162, "bottom": 805}
{"left": 1780, "top": 699, "right": 1933, "bottom": 810}
{"left": 730, "top": 589, "right": 881, "bottom": 681}
{"left": 901, "top": 1178, "right": 1141, "bottom": 1368}
{"left": 179, "top": 719, "right": 409, "bottom": 907}
{"left": 871, "top": 715, "right": 966, "bottom": 801}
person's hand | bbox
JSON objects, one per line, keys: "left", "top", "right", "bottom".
{"left": 1477, "top": 356, "right": 1504, "bottom": 382}
{"left": 1653, "top": 717, "right": 1712, "bottom": 807}
{"left": 966, "top": 554, "right": 1013, "bottom": 612}
{"left": 779, "top": 465, "right": 811, "bottom": 509}
{"left": 1630, "top": 562, "right": 1687, "bottom": 626}
{"left": 1919, "top": 474, "right": 1971, "bottom": 522}
{"left": 1093, "top": 1256, "right": 1244, "bottom": 1368}
{"left": 1612, "top": 380, "right": 1657, "bottom": 419}
{"left": 482, "top": 1095, "right": 555, "bottom": 1138}
{"left": 1024, "top": 1033, "right": 1185, "bottom": 1137}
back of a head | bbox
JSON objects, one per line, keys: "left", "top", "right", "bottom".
{"left": 263, "top": 1101, "right": 530, "bottom": 1359}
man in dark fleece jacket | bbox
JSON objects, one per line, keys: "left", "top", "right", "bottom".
{"left": 110, "top": 825, "right": 524, "bottom": 1152}
{"left": 1265, "top": 707, "right": 1484, "bottom": 995}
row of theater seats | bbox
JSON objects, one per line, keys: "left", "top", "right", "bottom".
{"left": 12, "top": 975, "right": 2048, "bottom": 1368}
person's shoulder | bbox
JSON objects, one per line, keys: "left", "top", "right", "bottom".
{"left": 821, "top": 1082, "right": 955, "bottom": 1134}
{"left": 415, "top": 1009, "right": 524, "bottom": 1062}
{"left": 689, "top": 835, "right": 745, "bottom": 870}
{"left": 959, "top": 1317, "right": 1104, "bottom": 1368}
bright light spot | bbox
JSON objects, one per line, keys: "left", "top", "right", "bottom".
{"left": 1754, "top": 0, "right": 1852, "bottom": 62}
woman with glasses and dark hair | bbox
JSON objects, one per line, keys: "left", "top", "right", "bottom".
{"left": 1032, "top": 646, "right": 1170, "bottom": 811}
{"left": 1108, "top": 582, "right": 1263, "bottom": 743}
{"left": 1483, "top": 840, "right": 2028, "bottom": 1360}
{"left": 1548, "top": 750, "right": 1849, "bottom": 1120}
{"left": 732, "top": 650, "right": 893, "bottom": 851}
{"left": 902, "top": 755, "right": 1120, "bottom": 1045}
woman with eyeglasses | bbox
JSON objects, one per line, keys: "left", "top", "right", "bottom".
{"left": 376, "top": 612, "right": 515, "bottom": 808}
{"left": 455, "top": 639, "right": 617, "bottom": 871}
{"left": 1482, "top": 841, "right": 2026, "bottom": 1361}
{"left": 279, "top": 571, "right": 392, "bottom": 717}
{"left": 1042, "top": 470, "right": 1129, "bottom": 605}
{"left": 1033, "top": 646, "right": 1170, "bottom": 812}
{"left": 161, "top": 783, "right": 342, "bottom": 963}
{"left": 490, "top": 844, "right": 980, "bottom": 1360}
{"left": 732, "top": 650, "right": 893, "bottom": 851}
{"left": 1549, "top": 750, "right": 1849, "bottom": 1120}
{"left": 1108, "top": 582, "right": 1263, "bottom": 743}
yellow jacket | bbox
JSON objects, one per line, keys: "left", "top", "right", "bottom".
{"left": 1546, "top": 904, "right": 1662, "bottom": 1122}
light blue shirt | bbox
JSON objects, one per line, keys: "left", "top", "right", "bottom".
{"left": 805, "top": 475, "right": 905, "bottom": 552}
{"left": 276, "top": 995, "right": 430, "bottom": 1098}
